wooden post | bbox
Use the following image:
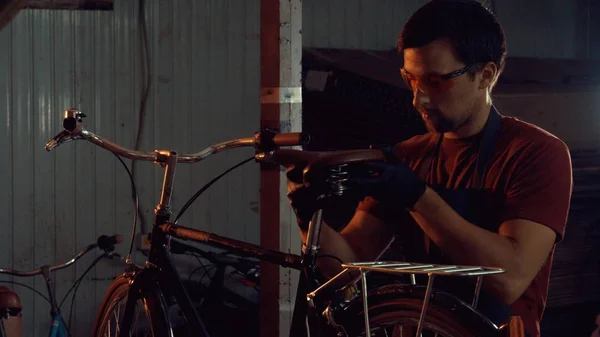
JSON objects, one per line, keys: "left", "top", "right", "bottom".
{"left": 260, "top": 1, "right": 302, "bottom": 337}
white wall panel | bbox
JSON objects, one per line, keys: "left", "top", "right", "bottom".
{"left": 0, "top": 1, "right": 262, "bottom": 336}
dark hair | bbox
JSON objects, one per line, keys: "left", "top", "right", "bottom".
{"left": 397, "top": 0, "right": 507, "bottom": 80}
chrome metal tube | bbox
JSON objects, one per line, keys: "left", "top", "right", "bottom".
{"left": 176, "top": 138, "right": 255, "bottom": 163}
{"left": 361, "top": 270, "right": 371, "bottom": 336}
{"left": 416, "top": 274, "right": 436, "bottom": 337}
{"left": 46, "top": 123, "right": 255, "bottom": 164}
{"left": 156, "top": 151, "right": 178, "bottom": 216}
{"left": 0, "top": 246, "right": 92, "bottom": 277}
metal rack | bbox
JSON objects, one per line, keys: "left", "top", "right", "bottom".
{"left": 308, "top": 261, "right": 505, "bottom": 337}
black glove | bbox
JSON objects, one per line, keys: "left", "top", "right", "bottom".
{"left": 346, "top": 159, "right": 426, "bottom": 209}
{"left": 286, "top": 166, "right": 323, "bottom": 230}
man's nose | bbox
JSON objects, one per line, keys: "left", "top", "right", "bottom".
{"left": 412, "top": 88, "right": 429, "bottom": 110}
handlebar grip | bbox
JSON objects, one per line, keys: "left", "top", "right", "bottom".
{"left": 97, "top": 234, "right": 123, "bottom": 251}
{"left": 253, "top": 129, "right": 310, "bottom": 152}
{"left": 273, "top": 132, "right": 310, "bottom": 147}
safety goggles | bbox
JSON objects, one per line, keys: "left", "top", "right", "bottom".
{"left": 400, "top": 63, "right": 479, "bottom": 95}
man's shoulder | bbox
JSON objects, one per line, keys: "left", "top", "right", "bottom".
{"left": 389, "top": 133, "right": 438, "bottom": 168}
{"left": 393, "top": 133, "right": 438, "bottom": 160}
{"left": 500, "top": 116, "right": 570, "bottom": 155}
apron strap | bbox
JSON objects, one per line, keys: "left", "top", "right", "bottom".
{"left": 472, "top": 106, "right": 503, "bottom": 188}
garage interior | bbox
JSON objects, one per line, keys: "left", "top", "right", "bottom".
{"left": 0, "top": 0, "right": 598, "bottom": 337}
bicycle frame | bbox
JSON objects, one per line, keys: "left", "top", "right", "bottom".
{"left": 48, "top": 312, "right": 67, "bottom": 337}
{"left": 118, "top": 144, "right": 327, "bottom": 336}
{"left": 46, "top": 109, "right": 325, "bottom": 337}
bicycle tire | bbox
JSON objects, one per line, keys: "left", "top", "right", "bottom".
{"left": 92, "top": 275, "right": 173, "bottom": 337}
{"left": 363, "top": 297, "right": 481, "bottom": 336}
{"left": 331, "top": 284, "right": 499, "bottom": 337}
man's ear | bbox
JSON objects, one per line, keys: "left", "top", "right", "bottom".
{"left": 479, "top": 61, "right": 499, "bottom": 90}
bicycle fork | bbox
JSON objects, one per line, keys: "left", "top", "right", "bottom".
{"left": 118, "top": 268, "right": 175, "bottom": 337}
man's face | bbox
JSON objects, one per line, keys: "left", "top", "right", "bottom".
{"left": 402, "top": 39, "right": 483, "bottom": 134}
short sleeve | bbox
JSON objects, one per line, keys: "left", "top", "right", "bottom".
{"left": 501, "top": 137, "right": 573, "bottom": 243}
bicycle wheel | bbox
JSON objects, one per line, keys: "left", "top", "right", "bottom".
{"left": 331, "top": 284, "right": 498, "bottom": 337}
{"left": 363, "top": 297, "right": 480, "bottom": 336}
{"left": 92, "top": 275, "right": 173, "bottom": 337}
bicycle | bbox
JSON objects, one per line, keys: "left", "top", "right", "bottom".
{"left": 0, "top": 234, "right": 123, "bottom": 337}
{"left": 45, "top": 108, "right": 523, "bottom": 337}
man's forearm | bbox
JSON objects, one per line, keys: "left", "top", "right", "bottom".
{"left": 410, "top": 187, "right": 522, "bottom": 302}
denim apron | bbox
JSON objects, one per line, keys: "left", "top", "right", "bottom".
{"left": 415, "top": 106, "right": 524, "bottom": 333}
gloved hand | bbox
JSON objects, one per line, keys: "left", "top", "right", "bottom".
{"left": 286, "top": 166, "right": 323, "bottom": 230}
{"left": 346, "top": 158, "right": 426, "bottom": 209}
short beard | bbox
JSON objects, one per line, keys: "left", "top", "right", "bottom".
{"left": 424, "top": 114, "right": 457, "bottom": 134}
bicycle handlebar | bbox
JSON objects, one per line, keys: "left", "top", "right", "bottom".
{"left": 0, "top": 234, "right": 123, "bottom": 277}
{"left": 45, "top": 109, "right": 309, "bottom": 162}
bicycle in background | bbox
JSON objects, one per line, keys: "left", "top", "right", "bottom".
{"left": 0, "top": 234, "right": 123, "bottom": 337}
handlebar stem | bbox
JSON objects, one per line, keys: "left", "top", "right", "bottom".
{"left": 41, "top": 266, "right": 51, "bottom": 282}
{"left": 145, "top": 150, "right": 178, "bottom": 267}
{"left": 41, "top": 266, "right": 60, "bottom": 312}
{"left": 155, "top": 150, "right": 178, "bottom": 222}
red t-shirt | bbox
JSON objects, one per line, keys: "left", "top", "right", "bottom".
{"left": 357, "top": 116, "right": 573, "bottom": 337}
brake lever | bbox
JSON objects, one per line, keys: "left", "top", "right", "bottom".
{"left": 45, "top": 130, "right": 76, "bottom": 151}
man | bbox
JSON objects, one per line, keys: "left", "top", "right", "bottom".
{"left": 287, "top": 1, "right": 573, "bottom": 336}
{"left": 591, "top": 314, "right": 600, "bottom": 337}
